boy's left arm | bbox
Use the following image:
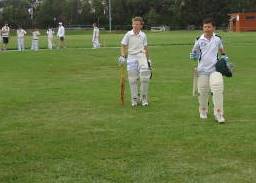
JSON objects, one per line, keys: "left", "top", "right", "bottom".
{"left": 219, "top": 37, "right": 227, "bottom": 56}
{"left": 219, "top": 48, "right": 225, "bottom": 55}
{"left": 144, "top": 46, "right": 149, "bottom": 60}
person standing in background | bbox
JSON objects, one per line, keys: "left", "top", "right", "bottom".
{"left": 17, "top": 25, "right": 27, "bottom": 51}
{"left": 92, "top": 23, "right": 100, "bottom": 49}
{"left": 1, "top": 23, "right": 10, "bottom": 50}
{"left": 57, "top": 22, "right": 65, "bottom": 49}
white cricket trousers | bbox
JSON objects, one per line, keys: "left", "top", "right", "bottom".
{"left": 31, "top": 39, "right": 39, "bottom": 51}
{"left": 92, "top": 39, "right": 100, "bottom": 48}
{"left": 48, "top": 38, "right": 53, "bottom": 49}
{"left": 17, "top": 38, "right": 25, "bottom": 51}
{"left": 197, "top": 72, "right": 224, "bottom": 115}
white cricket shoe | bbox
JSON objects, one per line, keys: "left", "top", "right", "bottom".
{"left": 215, "top": 114, "right": 225, "bottom": 123}
{"left": 142, "top": 100, "right": 148, "bottom": 106}
{"left": 141, "top": 95, "right": 148, "bottom": 106}
{"left": 199, "top": 112, "right": 207, "bottom": 119}
{"left": 131, "top": 99, "right": 138, "bottom": 107}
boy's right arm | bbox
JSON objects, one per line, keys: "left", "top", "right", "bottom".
{"left": 120, "top": 44, "right": 127, "bottom": 57}
{"left": 118, "top": 45, "right": 127, "bottom": 65}
{"left": 190, "top": 40, "right": 200, "bottom": 60}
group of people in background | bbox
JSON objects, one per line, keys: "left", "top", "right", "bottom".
{"left": 0, "top": 22, "right": 100, "bottom": 51}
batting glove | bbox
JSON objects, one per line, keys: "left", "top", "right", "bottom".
{"left": 220, "top": 54, "right": 229, "bottom": 62}
{"left": 189, "top": 52, "right": 200, "bottom": 60}
{"left": 220, "top": 54, "right": 233, "bottom": 71}
{"left": 118, "top": 56, "right": 126, "bottom": 65}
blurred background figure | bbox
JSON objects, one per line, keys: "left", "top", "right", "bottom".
{"left": 47, "top": 27, "right": 54, "bottom": 50}
{"left": 92, "top": 23, "right": 100, "bottom": 49}
{"left": 31, "top": 27, "right": 40, "bottom": 51}
{"left": 1, "top": 23, "right": 10, "bottom": 50}
{"left": 17, "top": 25, "right": 27, "bottom": 51}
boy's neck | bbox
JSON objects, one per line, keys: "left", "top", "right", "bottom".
{"left": 133, "top": 30, "right": 140, "bottom": 35}
{"left": 204, "top": 33, "right": 213, "bottom": 40}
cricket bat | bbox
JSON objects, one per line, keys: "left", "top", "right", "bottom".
{"left": 120, "top": 64, "right": 125, "bottom": 105}
{"left": 192, "top": 67, "right": 198, "bottom": 97}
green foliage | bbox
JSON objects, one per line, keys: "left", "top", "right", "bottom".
{"left": 1, "top": 0, "right": 256, "bottom": 28}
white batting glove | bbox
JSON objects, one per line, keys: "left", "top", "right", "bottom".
{"left": 189, "top": 52, "right": 200, "bottom": 60}
{"left": 220, "top": 54, "right": 229, "bottom": 62}
{"left": 118, "top": 56, "right": 126, "bottom": 65}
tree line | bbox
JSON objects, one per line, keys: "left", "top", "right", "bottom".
{"left": 0, "top": 0, "right": 256, "bottom": 29}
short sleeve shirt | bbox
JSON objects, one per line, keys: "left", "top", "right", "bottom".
{"left": 121, "top": 30, "right": 147, "bottom": 55}
{"left": 192, "top": 33, "right": 223, "bottom": 74}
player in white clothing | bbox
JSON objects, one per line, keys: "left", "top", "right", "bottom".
{"left": 57, "top": 22, "right": 65, "bottom": 49}
{"left": 190, "top": 18, "right": 228, "bottom": 123}
{"left": 17, "top": 26, "right": 27, "bottom": 51}
{"left": 92, "top": 23, "right": 100, "bottom": 48}
{"left": 119, "top": 17, "right": 152, "bottom": 107}
{"left": 31, "top": 28, "right": 40, "bottom": 51}
{"left": 1, "top": 23, "right": 10, "bottom": 50}
{"left": 47, "top": 27, "right": 54, "bottom": 50}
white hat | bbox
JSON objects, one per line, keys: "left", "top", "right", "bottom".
{"left": 59, "top": 22, "right": 62, "bottom": 25}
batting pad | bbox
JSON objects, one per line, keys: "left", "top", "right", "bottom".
{"left": 138, "top": 53, "right": 149, "bottom": 71}
{"left": 197, "top": 75, "right": 210, "bottom": 113}
{"left": 140, "top": 68, "right": 151, "bottom": 98}
{"left": 128, "top": 70, "right": 139, "bottom": 101}
{"left": 210, "top": 72, "right": 224, "bottom": 115}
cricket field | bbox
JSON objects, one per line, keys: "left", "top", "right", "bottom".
{"left": 0, "top": 30, "right": 255, "bottom": 182}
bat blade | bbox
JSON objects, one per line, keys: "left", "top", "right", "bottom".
{"left": 120, "top": 65, "right": 125, "bottom": 105}
{"left": 192, "top": 67, "right": 198, "bottom": 97}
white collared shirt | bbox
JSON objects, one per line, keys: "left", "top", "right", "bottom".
{"left": 192, "top": 33, "right": 223, "bottom": 74}
{"left": 17, "top": 29, "right": 27, "bottom": 38}
{"left": 47, "top": 29, "right": 54, "bottom": 38}
{"left": 32, "top": 31, "right": 40, "bottom": 40}
{"left": 57, "top": 25, "right": 65, "bottom": 37}
{"left": 92, "top": 27, "right": 99, "bottom": 41}
{"left": 121, "top": 30, "right": 147, "bottom": 55}
{"left": 1, "top": 26, "right": 10, "bottom": 37}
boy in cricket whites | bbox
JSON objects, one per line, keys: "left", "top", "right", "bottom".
{"left": 119, "top": 17, "right": 152, "bottom": 107}
{"left": 57, "top": 22, "right": 65, "bottom": 49}
{"left": 1, "top": 23, "right": 10, "bottom": 50}
{"left": 17, "top": 25, "right": 27, "bottom": 51}
{"left": 190, "top": 18, "right": 229, "bottom": 123}
{"left": 92, "top": 23, "right": 100, "bottom": 48}
{"left": 47, "top": 27, "right": 54, "bottom": 50}
{"left": 31, "top": 27, "right": 40, "bottom": 51}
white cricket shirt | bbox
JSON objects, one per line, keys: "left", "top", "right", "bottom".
{"left": 121, "top": 30, "right": 147, "bottom": 56}
{"left": 92, "top": 27, "right": 99, "bottom": 41}
{"left": 47, "top": 29, "right": 54, "bottom": 38}
{"left": 32, "top": 31, "right": 40, "bottom": 40}
{"left": 192, "top": 33, "right": 223, "bottom": 74}
{"left": 1, "top": 26, "right": 10, "bottom": 37}
{"left": 17, "top": 29, "right": 27, "bottom": 38}
{"left": 57, "top": 26, "right": 65, "bottom": 37}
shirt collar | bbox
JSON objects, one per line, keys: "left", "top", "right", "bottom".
{"left": 131, "top": 30, "right": 142, "bottom": 36}
{"left": 200, "top": 33, "right": 216, "bottom": 41}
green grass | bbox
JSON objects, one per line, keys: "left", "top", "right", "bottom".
{"left": 0, "top": 31, "right": 256, "bottom": 183}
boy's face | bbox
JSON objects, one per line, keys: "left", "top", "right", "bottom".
{"left": 203, "top": 23, "right": 215, "bottom": 36}
{"left": 132, "top": 20, "right": 142, "bottom": 33}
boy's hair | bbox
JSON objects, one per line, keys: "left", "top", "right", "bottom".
{"left": 203, "top": 18, "right": 215, "bottom": 27}
{"left": 132, "top": 16, "right": 144, "bottom": 25}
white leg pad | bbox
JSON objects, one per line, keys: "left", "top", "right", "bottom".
{"left": 139, "top": 67, "right": 151, "bottom": 100}
{"left": 128, "top": 70, "right": 139, "bottom": 101}
{"left": 198, "top": 74, "right": 210, "bottom": 113}
{"left": 210, "top": 72, "right": 224, "bottom": 115}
